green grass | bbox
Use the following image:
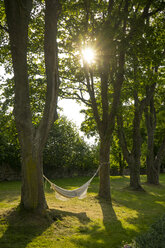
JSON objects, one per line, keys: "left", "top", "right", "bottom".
{"left": 0, "top": 174, "right": 165, "bottom": 248}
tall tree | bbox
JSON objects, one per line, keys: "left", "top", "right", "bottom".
{"left": 60, "top": 0, "right": 127, "bottom": 200}
{"left": 59, "top": 0, "right": 164, "bottom": 199}
{"left": 116, "top": 6, "right": 165, "bottom": 190}
{"left": 4, "top": 0, "right": 61, "bottom": 212}
{"left": 117, "top": 82, "right": 155, "bottom": 190}
{"left": 145, "top": 69, "right": 165, "bottom": 185}
{"left": 144, "top": 12, "right": 165, "bottom": 185}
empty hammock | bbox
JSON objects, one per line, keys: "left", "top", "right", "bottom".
{"left": 43, "top": 165, "right": 101, "bottom": 201}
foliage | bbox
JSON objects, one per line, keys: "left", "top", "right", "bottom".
{"left": 124, "top": 214, "right": 165, "bottom": 248}
{"left": 43, "top": 116, "right": 99, "bottom": 177}
{"left": 0, "top": 134, "right": 20, "bottom": 171}
{"left": 0, "top": 110, "right": 98, "bottom": 176}
{"left": 0, "top": 109, "right": 20, "bottom": 171}
{"left": 0, "top": 0, "right": 165, "bottom": 181}
{"left": 135, "top": 214, "right": 165, "bottom": 248}
{"left": 110, "top": 131, "right": 126, "bottom": 175}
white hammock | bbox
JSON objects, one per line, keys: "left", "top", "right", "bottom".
{"left": 43, "top": 165, "right": 101, "bottom": 201}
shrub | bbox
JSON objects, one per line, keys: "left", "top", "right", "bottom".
{"left": 43, "top": 116, "right": 99, "bottom": 177}
{"left": 123, "top": 214, "right": 165, "bottom": 248}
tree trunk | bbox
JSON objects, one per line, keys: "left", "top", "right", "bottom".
{"left": 145, "top": 97, "right": 159, "bottom": 184}
{"left": 117, "top": 109, "right": 142, "bottom": 190}
{"left": 130, "top": 104, "right": 143, "bottom": 190}
{"left": 147, "top": 163, "right": 159, "bottom": 185}
{"left": 21, "top": 144, "right": 47, "bottom": 211}
{"left": 152, "top": 136, "right": 165, "bottom": 184}
{"left": 144, "top": 89, "right": 165, "bottom": 185}
{"left": 5, "top": 0, "right": 60, "bottom": 212}
{"left": 129, "top": 156, "right": 141, "bottom": 189}
{"left": 99, "top": 138, "right": 111, "bottom": 200}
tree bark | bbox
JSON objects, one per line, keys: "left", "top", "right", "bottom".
{"left": 99, "top": 138, "right": 111, "bottom": 200}
{"left": 21, "top": 143, "right": 47, "bottom": 210}
{"left": 154, "top": 136, "right": 165, "bottom": 175}
{"left": 129, "top": 157, "right": 141, "bottom": 190}
{"left": 131, "top": 97, "right": 143, "bottom": 190}
{"left": 117, "top": 112, "right": 142, "bottom": 190}
{"left": 4, "top": 0, "right": 60, "bottom": 212}
{"left": 145, "top": 96, "right": 159, "bottom": 184}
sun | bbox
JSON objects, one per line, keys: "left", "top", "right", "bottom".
{"left": 82, "top": 47, "right": 95, "bottom": 64}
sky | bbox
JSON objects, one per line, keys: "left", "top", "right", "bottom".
{"left": 58, "top": 98, "right": 96, "bottom": 145}
{"left": 58, "top": 99, "right": 85, "bottom": 128}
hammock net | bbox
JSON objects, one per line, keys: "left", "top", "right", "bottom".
{"left": 43, "top": 165, "right": 100, "bottom": 201}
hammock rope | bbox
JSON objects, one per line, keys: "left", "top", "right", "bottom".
{"left": 43, "top": 164, "right": 103, "bottom": 201}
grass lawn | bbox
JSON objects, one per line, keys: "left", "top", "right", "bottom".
{"left": 0, "top": 174, "right": 165, "bottom": 248}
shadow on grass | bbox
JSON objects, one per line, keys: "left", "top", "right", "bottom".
{"left": 71, "top": 197, "right": 137, "bottom": 248}
{"left": 111, "top": 181, "right": 165, "bottom": 237}
{"left": 0, "top": 207, "right": 91, "bottom": 248}
{"left": 0, "top": 192, "right": 19, "bottom": 204}
{"left": 98, "top": 198, "right": 137, "bottom": 247}
{"left": 80, "top": 176, "right": 165, "bottom": 247}
{"left": 0, "top": 181, "right": 21, "bottom": 203}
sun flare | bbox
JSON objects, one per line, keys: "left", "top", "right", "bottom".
{"left": 82, "top": 47, "right": 95, "bottom": 64}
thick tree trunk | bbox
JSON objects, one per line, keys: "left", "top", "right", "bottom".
{"left": 129, "top": 157, "right": 142, "bottom": 189}
{"left": 5, "top": 0, "right": 60, "bottom": 212}
{"left": 21, "top": 145, "right": 47, "bottom": 211}
{"left": 147, "top": 164, "right": 159, "bottom": 185}
{"left": 99, "top": 139, "right": 111, "bottom": 200}
{"left": 130, "top": 105, "right": 143, "bottom": 190}
{"left": 146, "top": 142, "right": 159, "bottom": 184}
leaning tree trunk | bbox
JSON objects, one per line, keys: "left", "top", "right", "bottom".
{"left": 99, "top": 138, "right": 111, "bottom": 200}
{"left": 5, "top": 0, "right": 60, "bottom": 211}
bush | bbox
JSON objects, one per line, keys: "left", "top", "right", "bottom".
{"left": 43, "top": 116, "right": 99, "bottom": 177}
{"left": 123, "top": 214, "right": 165, "bottom": 248}
{"left": 0, "top": 127, "right": 21, "bottom": 172}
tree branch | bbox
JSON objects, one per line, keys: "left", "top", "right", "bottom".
{"left": 108, "top": 0, "right": 114, "bottom": 18}
{"left": 107, "top": 50, "right": 125, "bottom": 137}
{"left": 117, "top": 113, "right": 132, "bottom": 164}
{"left": 84, "top": 64, "right": 102, "bottom": 133}
{"left": 139, "top": 83, "right": 156, "bottom": 116}
{"left": 36, "top": 0, "right": 61, "bottom": 149}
